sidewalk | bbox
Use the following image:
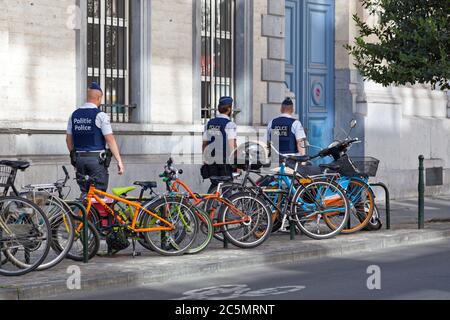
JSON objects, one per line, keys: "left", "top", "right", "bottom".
{"left": 1, "top": 197, "right": 449, "bottom": 300}
{"left": 378, "top": 195, "right": 450, "bottom": 225}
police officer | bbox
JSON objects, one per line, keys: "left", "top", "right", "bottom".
{"left": 202, "top": 96, "right": 238, "bottom": 193}
{"left": 66, "top": 82, "right": 125, "bottom": 195}
{"left": 268, "top": 97, "right": 307, "bottom": 159}
{"left": 267, "top": 97, "right": 324, "bottom": 179}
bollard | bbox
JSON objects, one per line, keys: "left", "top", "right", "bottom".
{"left": 223, "top": 235, "right": 229, "bottom": 249}
{"left": 289, "top": 220, "right": 296, "bottom": 241}
{"left": 418, "top": 155, "right": 425, "bottom": 230}
{"left": 0, "top": 228, "right": 3, "bottom": 265}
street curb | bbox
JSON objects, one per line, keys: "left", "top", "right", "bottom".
{"left": 2, "top": 226, "right": 450, "bottom": 300}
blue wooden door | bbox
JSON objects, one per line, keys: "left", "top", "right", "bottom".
{"left": 285, "top": 0, "right": 335, "bottom": 154}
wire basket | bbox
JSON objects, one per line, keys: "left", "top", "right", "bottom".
{"left": 0, "top": 165, "right": 13, "bottom": 187}
{"left": 350, "top": 157, "right": 380, "bottom": 177}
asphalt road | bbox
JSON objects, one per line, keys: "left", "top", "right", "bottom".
{"left": 53, "top": 238, "right": 450, "bottom": 300}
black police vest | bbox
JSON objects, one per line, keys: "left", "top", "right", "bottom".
{"left": 71, "top": 108, "right": 106, "bottom": 152}
{"left": 206, "top": 117, "right": 231, "bottom": 164}
{"left": 271, "top": 117, "right": 298, "bottom": 155}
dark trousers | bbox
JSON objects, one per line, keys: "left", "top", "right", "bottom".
{"left": 207, "top": 164, "right": 234, "bottom": 194}
{"left": 75, "top": 156, "right": 109, "bottom": 196}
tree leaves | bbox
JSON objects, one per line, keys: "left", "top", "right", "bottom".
{"left": 345, "top": 0, "right": 450, "bottom": 90}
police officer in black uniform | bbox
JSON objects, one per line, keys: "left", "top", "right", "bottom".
{"left": 66, "top": 82, "right": 125, "bottom": 196}
{"left": 202, "top": 96, "right": 238, "bottom": 193}
{"left": 268, "top": 98, "right": 321, "bottom": 175}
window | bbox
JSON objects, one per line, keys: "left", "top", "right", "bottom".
{"left": 87, "top": 0, "right": 134, "bottom": 123}
{"left": 201, "top": 0, "right": 235, "bottom": 123}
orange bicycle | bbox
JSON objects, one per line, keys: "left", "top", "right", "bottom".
{"left": 75, "top": 174, "right": 199, "bottom": 257}
{"left": 161, "top": 159, "right": 273, "bottom": 249}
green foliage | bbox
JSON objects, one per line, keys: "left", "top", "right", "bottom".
{"left": 345, "top": 0, "right": 450, "bottom": 90}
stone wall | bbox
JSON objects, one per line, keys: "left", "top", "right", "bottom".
{"left": 0, "top": 0, "right": 77, "bottom": 124}
{"left": 150, "top": 0, "right": 194, "bottom": 125}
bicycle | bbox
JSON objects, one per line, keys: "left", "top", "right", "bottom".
{"left": 75, "top": 174, "right": 199, "bottom": 256}
{"left": 0, "top": 161, "right": 52, "bottom": 277}
{"left": 313, "top": 120, "right": 382, "bottom": 233}
{"left": 220, "top": 149, "right": 351, "bottom": 240}
{"left": 21, "top": 166, "right": 98, "bottom": 267}
{"left": 162, "top": 158, "right": 273, "bottom": 249}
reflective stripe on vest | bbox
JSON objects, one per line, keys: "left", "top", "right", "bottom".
{"left": 271, "top": 117, "right": 298, "bottom": 154}
{"left": 71, "top": 108, "right": 106, "bottom": 152}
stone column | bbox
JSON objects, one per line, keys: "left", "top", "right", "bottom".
{"left": 260, "top": 0, "right": 286, "bottom": 125}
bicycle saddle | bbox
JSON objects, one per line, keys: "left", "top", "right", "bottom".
{"left": 112, "top": 186, "right": 137, "bottom": 197}
{"left": 134, "top": 181, "right": 158, "bottom": 189}
{"left": 0, "top": 160, "right": 31, "bottom": 171}
{"left": 210, "top": 176, "right": 233, "bottom": 183}
{"left": 281, "top": 155, "right": 311, "bottom": 163}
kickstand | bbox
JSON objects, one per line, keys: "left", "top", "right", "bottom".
{"left": 132, "top": 239, "right": 141, "bottom": 258}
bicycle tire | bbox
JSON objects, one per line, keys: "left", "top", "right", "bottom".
{"left": 0, "top": 196, "right": 52, "bottom": 277}
{"left": 324, "top": 179, "right": 375, "bottom": 234}
{"left": 291, "top": 181, "right": 350, "bottom": 240}
{"left": 186, "top": 207, "right": 213, "bottom": 255}
{"left": 219, "top": 192, "right": 273, "bottom": 249}
{"left": 65, "top": 216, "right": 100, "bottom": 262}
{"left": 140, "top": 197, "right": 199, "bottom": 256}
{"left": 364, "top": 204, "right": 383, "bottom": 231}
{"left": 33, "top": 196, "right": 75, "bottom": 271}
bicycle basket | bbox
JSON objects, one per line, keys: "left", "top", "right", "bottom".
{"left": 350, "top": 157, "right": 380, "bottom": 177}
{"left": 0, "top": 165, "right": 14, "bottom": 195}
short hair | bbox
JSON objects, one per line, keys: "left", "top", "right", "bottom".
{"left": 281, "top": 104, "right": 294, "bottom": 112}
{"left": 218, "top": 104, "right": 232, "bottom": 114}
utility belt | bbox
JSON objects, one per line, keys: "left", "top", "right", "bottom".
{"left": 70, "top": 149, "right": 113, "bottom": 168}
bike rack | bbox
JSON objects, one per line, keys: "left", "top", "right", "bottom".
{"left": 223, "top": 236, "right": 229, "bottom": 249}
{"left": 66, "top": 201, "right": 90, "bottom": 264}
{"left": 370, "top": 183, "right": 391, "bottom": 230}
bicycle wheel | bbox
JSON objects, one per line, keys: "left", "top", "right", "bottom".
{"left": 65, "top": 215, "right": 100, "bottom": 262}
{"left": 364, "top": 204, "right": 383, "bottom": 231}
{"left": 140, "top": 197, "right": 198, "bottom": 256}
{"left": 291, "top": 181, "right": 350, "bottom": 240}
{"left": 0, "top": 196, "right": 52, "bottom": 277}
{"left": 199, "top": 198, "right": 227, "bottom": 242}
{"left": 262, "top": 189, "right": 290, "bottom": 233}
{"left": 186, "top": 207, "right": 213, "bottom": 255}
{"left": 26, "top": 195, "right": 75, "bottom": 271}
{"left": 219, "top": 192, "right": 273, "bottom": 249}
{"left": 324, "top": 179, "right": 375, "bottom": 234}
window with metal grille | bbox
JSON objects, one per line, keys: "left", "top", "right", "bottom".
{"left": 87, "top": 0, "right": 135, "bottom": 123}
{"left": 201, "top": 0, "right": 235, "bottom": 123}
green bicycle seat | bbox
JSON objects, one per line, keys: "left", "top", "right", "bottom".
{"left": 112, "top": 186, "right": 137, "bottom": 196}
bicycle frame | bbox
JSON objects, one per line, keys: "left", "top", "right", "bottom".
{"left": 76, "top": 184, "right": 175, "bottom": 234}
{"left": 170, "top": 179, "right": 251, "bottom": 228}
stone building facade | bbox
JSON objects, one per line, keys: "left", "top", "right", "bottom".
{"left": 0, "top": 0, "right": 448, "bottom": 199}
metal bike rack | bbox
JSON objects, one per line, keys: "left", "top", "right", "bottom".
{"left": 370, "top": 183, "right": 391, "bottom": 230}
{"left": 223, "top": 236, "right": 229, "bottom": 249}
{"left": 66, "top": 201, "right": 90, "bottom": 264}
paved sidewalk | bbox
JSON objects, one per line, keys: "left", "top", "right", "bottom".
{"left": 376, "top": 195, "right": 450, "bottom": 225}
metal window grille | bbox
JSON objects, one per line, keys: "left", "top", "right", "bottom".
{"left": 87, "top": 0, "right": 135, "bottom": 123}
{"left": 201, "top": 0, "right": 235, "bottom": 123}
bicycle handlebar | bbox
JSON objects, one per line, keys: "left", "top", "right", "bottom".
{"left": 160, "top": 158, "right": 184, "bottom": 183}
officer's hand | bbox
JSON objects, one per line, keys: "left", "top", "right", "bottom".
{"left": 117, "top": 161, "right": 125, "bottom": 175}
